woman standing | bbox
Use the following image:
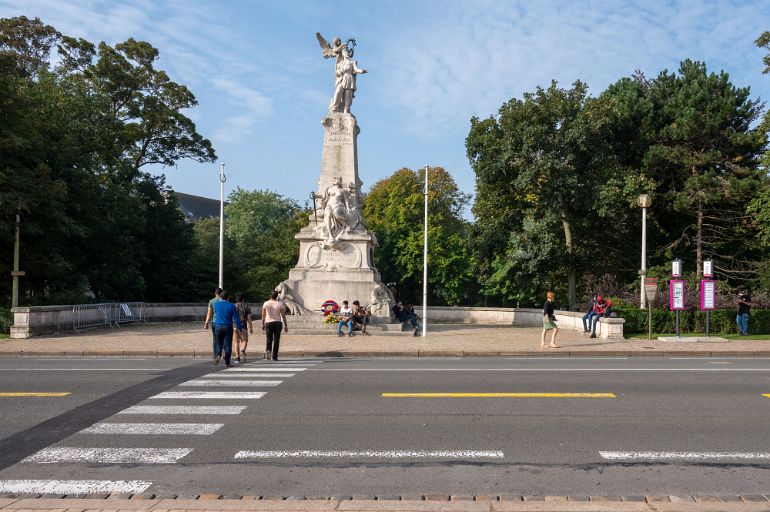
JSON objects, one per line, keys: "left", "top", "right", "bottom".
{"left": 540, "top": 291, "right": 559, "bottom": 349}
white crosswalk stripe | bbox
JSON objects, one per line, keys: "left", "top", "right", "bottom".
{"left": 118, "top": 405, "right": 247, "bottom": 415}
{"left": 235, "top": 450, "right": 505, "bottom": 460}
{"left": 0, "top": 479, "right": 153, "bottom": 494}
{"left": 180, "top": 379, "right": 282, "bottom": 387}
{"left": 224, "top": 367, "right": 308, "bottom": 372}
{"left": 600, "top": 451, "right": 770, "bottom": 461}
{"left": 200, "top": 373, "right": 295, "bottom": 378}
{"left": 150, "top": 391, "right": 266, "bottom": 399}
{"left": 23, "top": 447, "right": 192, "bottom": 464}
{"left": 80, "top": 423, "right": 223, "bottom": 435}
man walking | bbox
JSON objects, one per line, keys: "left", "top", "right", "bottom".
{"left": 203, "top": 287, "right": 222, "bottom": 346}
{"left": 262, "top": 291, "right": 288, "bottom": 360}
{"left": 212, "top": 290, "right": 243, "bottom": 366}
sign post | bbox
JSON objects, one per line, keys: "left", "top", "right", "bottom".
{"left": 701, "top": 259, "right": 715, "bottom": 337}
{"left": 669, "top": 279, "right": 685, "bottom": 338}
{"left": 644, "top": 277, "right": 657, "bottom": 340}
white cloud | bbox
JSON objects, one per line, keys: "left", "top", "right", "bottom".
{"left": 372, "top": 0, "right": 770, "bottom": 135}
{"left": 209, "top": 77, "right": 273, "bottom": 143}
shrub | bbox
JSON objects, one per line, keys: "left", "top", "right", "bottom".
{"left": 614, "top": 303, "right": 770, "bottom": 335}
{"left": 0, "top": 308, "right": 11, "bottom": 335}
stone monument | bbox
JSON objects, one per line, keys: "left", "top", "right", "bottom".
{"left": 274, "top": 33, "right": 393, "bottom": 319}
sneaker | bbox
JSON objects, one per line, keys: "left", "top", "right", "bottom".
{"left": 413, "top": 327, "right": 419, "bottom": 337}
{"left": 338, "top": 332, "right": 343, "bottom": 337}
{"left": 272, "top": 356, "right": 279, "bottom": 361}
{"left": 213, "top": 356, "right": 220, "bottom": 366}
{"left": 241, "top": 352, "right": 246, "bottom": 362}
{"left": 348, "top": 332, "right": 353, "bottom": 337}
{"left": 265, "top": 351, "right": 271, "bottom": 360}
{"left": 225, "top": 362, "right": 231, "bottom": 367}
{"left": 589, "top": 333, "right": 596, "bottom": 339}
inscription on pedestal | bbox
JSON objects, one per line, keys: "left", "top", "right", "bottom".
{"left": 325, "top": 118, "right": 353, "bottom": 145}
{"left": 306, "top": 242, "right": 362, "bottom": 270}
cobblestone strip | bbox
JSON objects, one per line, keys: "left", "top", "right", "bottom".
{"left": 0, "top": 494, "right": 769, "bottom": 502}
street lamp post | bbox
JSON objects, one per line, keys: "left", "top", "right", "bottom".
{"left": 637, "top": 194, "right": 652, "bottom": 309}
{"left": 218, "top": 163, "right": 226, "bottom": 289}
{"left": 422, "top": 165, "right": 429, "bottom": 338}
{"left": 10, "top": 211, "right": 23, "bottom": 309}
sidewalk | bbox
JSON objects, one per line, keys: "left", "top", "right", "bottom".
{"left": 1, "top": 323, "right": 769, "bottom": 357}
{"left": 1, "top": 495, "right": 769, "bottom": 511}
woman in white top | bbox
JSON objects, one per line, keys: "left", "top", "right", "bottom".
{"left": 262, "top": 291, "right": 288, "bottom": 360}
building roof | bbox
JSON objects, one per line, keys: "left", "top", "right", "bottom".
{"left": 172, "top": 191, "right": 222, "bottom": 222}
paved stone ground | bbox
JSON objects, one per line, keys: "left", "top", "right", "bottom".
{"left": 1, "top": 322, "right": 769, "bottom": 357}
{"left": 1, "top": 495, "right": 770, "bottom": 511}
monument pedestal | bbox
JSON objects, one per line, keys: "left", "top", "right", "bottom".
{"left": 275, "top": 111, "right": 394, "bottom": 319}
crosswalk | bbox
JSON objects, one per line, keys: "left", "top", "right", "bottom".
{"left": 8, "top": 358, "right": 322, "bottom": 492}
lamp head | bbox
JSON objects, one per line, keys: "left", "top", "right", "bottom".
{"left": 637, "top": 194, "right": 652, "bottom": 208}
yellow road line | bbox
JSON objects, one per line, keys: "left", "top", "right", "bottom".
{"left": 763, "top": 394, "right": 770, "bottom": 398}
{"left": 0, "top": 392, "right": 71, "bottom": 397}
{"left": 381, "top": 392, "right": 615, "bottom": 398}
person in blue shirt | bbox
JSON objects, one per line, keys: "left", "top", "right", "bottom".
{"left": 212, "top": 290, "right": 243, "bottom": 366}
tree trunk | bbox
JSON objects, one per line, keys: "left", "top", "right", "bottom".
{"left": 696, "top": 199, "right": 703, "bottom": 277}
{"left": 561, "top": 213, "right": 576, "bottom": 309}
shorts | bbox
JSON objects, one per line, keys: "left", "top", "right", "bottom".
{"left": 235, "top": 328, "right": 249, "bottom": 342}
{"left": 543, "top": 318, "right": 557, "bottom": 330}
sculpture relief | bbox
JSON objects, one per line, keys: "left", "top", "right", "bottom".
{"left": 315, "top": 176, "right": 363, "bottom": 247}
{"left": 275, "top": 281, "right": 312, "bottom": 316}
{"left": 369, "top": 283, "right": 393, "bottom": 317}
{"left": 316, "top": 32, "right": 367, "bottom": 114}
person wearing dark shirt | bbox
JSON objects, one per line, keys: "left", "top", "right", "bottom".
{"left": 736, "top": 290, "right": 752, "bottom": 336}
{"left": 212, "top": 290, "right": 243, "bottom": 366}
{"left": 581, "top": 292, "right": 598, "bottom": 333}
{"left": 540, "top": 291, "right": 559, "bottom": 348}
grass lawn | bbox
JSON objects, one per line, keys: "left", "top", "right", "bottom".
{"left": 626, "top": 332, "right": 770, "bottom": 340}
{"left": 0, "top": 334, "right": 8, "bottom": 339}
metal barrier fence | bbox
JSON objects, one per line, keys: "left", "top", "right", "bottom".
{"left": 72, "top": 302, "right": 147, "bottom": 333}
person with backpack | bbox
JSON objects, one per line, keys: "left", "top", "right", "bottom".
{"left": 233, "top": 294, "right": 253, "bottom": 363}
{"left": 589, "top": 296, "right": 612, "bottom": 339}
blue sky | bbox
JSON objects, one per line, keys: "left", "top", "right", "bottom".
{"left": 2, "top": 0, "right": 769, "bottom": 216}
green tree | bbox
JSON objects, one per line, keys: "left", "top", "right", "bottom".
{"left": 363, "top": 167, "right": 474, "bottom": 305}
{"left": 643, "top": 60, "right": 766, "bottom": 280}
{"left": 467, "top": 81, "right": 614, "bottom": 308}
{"left": 224, "top": 189, "right": 306, "bottom": 302}
{"left": 0, "top": 16, "right": 215, "bottom": 304}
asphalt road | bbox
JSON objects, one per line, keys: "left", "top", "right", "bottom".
{"left": 0, "top": 356, "right": 769, "bottom": 497}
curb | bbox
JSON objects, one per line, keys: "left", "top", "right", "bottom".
{"left": 1, "top": 494, "right": 770, "bottom": 510}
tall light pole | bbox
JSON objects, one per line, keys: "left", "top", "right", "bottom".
{"left": 422, "top": 164, "right": 429, "bottom": 338}
{"left": 11, "top": 211, "right": 23, "bottom": 309}
{"left": 218, "top": 163, "right": 226, "bottom": 289}
{"left": 637, "top": 194, "right": 652, "bottom": 309}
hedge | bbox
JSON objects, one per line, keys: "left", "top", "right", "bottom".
{"left": 0, "top": 308, "right": 10, "bottom": 335}
{"left": 614, "top": 305, "right": 770, "bottom": 335}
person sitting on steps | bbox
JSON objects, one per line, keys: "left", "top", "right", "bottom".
{"left": 337, "top": 300, "right": 354, "bottom": 337}
{"left": 352, "top": 300, "right": 370, "bottom": 334}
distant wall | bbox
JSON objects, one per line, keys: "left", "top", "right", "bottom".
{"left": 11, "top": 304, "right": 623, "bottom": 340}
{"left": 10, "top": 303, "right": 260, "bottom": 339}
{"left": 415, "top": 306, "right": 624, "bottom": 339}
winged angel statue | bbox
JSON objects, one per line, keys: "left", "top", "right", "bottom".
{"left": 316, "top": 32, "right": 367, "bottom": 114}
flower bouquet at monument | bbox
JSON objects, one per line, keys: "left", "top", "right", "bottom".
{"left": 324, "top": 313, "right": 340, "bottom": 324}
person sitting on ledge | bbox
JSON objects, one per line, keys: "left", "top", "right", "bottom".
{"left": 337, "top": 300, "right": 354, "bottom": 337}
{"left": 352, "top": 300, "right": 370, "bottom": 334}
